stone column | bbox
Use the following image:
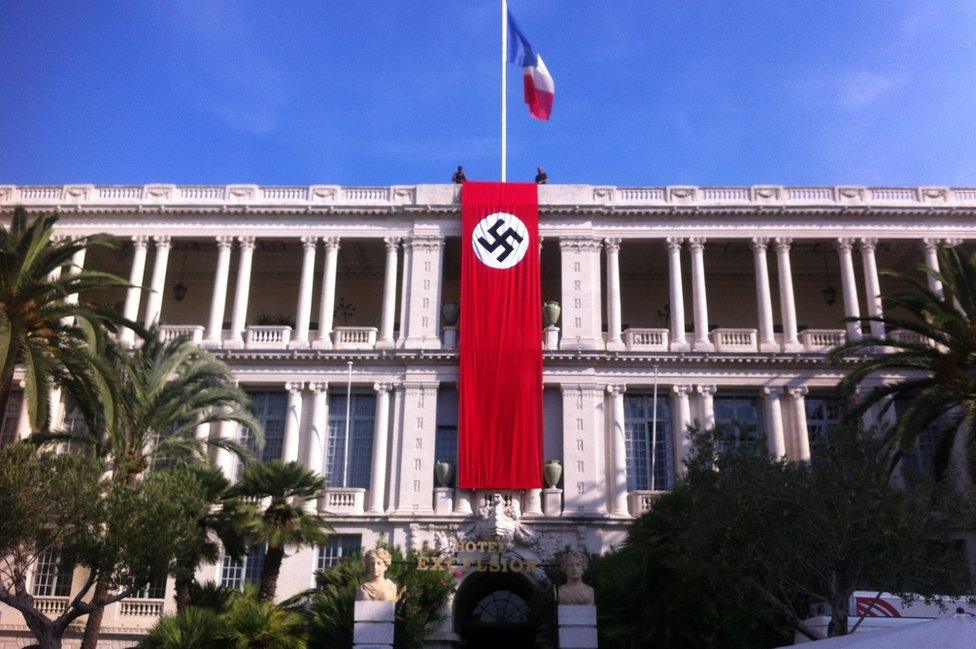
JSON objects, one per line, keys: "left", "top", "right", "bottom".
{"left": 308, "top": 383, "right": 329, "bottom": 475}
{"left": 290, "top": 236, "right": 318, "bottom": 348}
{"left": 688, "top": 238, "right": 714, "bottom": 351}
{"left": 15, "top": 382, "right": 31, "bottom": 440}
{"left": 376, "top": 237, "right": 400, "bottom": 348}
{"left": 282, "top": 383, "right": 304, "bottom": 463}
{"left": 787, "top": 386, "right": 810, "bottom": 461}
{"left": 367, "top": 383, "right": 393, "bottom": 513}
{"left": 696, "top": 385, "right": 716, "bottom": 430}
{"left": 216, "top": 403, "right": 240, "bottom": 479}
{"left": 227, "top": 236, "right": 256, "bottom": 348}
{"left": 120, "top": 236, "right": 149, "bottom": 345}
{"left": 558, "top": 237, "right": 604, "bottom": 350}
{"left": 837, "top": 238, "right": 862, "bottom": 342}
{"left": 750, "top": 238, "right": 777, "bottom": 352}
{"left": 143, "top": 235, "right": 172, "bottom": 328}
{"left": 763, "top": 387, "right": 786, "bottom": 459}
{"left": 671, "top": 385, "right": 692, "bottom": 477}
{"left": 921, "top": 238, "right": 944, "bottom": 298}
{"left": 395, "top": 383, "right": 438, "bottom": 514}
{"left": 313, "top": 237, "right": 340, "bottom": 349}
{"left": 560, "top": 385, "right": 606, "bottom": 515}
{"left": 606, "top": 384, "right": 629, "bottom": 516}
{"left": 604, "top": 237, "right": 623, "bottom": 351}
{"left": 64, "top": 241, "right": 87, "bottom": 305}
{"left": 859, "top": 238, "right": 885, "bottom": 339}
{"left": 666, "top": 238, "right": 690, "bottom": 351}
{"left": 774, "top": 238, "right": 802, "bottom": 352}
{"left": 403, "top": 235, "right": 444, "bottom": 349}
{"left": 205, "top": 236, "right": 234, "bottom": 346}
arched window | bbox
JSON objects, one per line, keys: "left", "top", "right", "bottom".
{"left": 471, "top": 590, "right": 529, "bottom": 625}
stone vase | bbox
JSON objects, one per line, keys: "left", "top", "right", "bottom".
{"left": 543, "top": 301, "right": 561, "bottom": 327}
{"left": 435, "top": 459, "right": 455, "bottom": 487}
{"left": 543, "top": 459, "right": 563, "bottom": 488}
{"left": 441, "top": 301, "right": 460, "bottom": 327}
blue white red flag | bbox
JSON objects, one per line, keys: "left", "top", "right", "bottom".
{"left": 507, "top": 9, "right": 554, "bottom": 121}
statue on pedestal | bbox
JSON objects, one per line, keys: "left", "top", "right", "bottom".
{"left": 557, "top": 551, "right": 594, "bottom": 605}
{"left": 356, "top": 548, "right": 398, "bottom": 602}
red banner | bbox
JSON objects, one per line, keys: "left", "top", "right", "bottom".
{"left": 458, "top": 182, "right": 543, "bottom": 490}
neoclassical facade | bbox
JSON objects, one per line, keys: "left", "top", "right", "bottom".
{"left": 1, "top": 183, "right": 974, "bottom": 646}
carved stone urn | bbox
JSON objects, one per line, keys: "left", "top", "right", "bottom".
{"left": 441, "top": 301, "right": 460, "bottom": 327}
{"left": 543, "top": 301, "right": 561, "bottom": 327}
{"left": 543, "top": 459, "right": 562, "bottom": 488}
{"left": 435, "top": 459, "right": 454, "bottom": 487}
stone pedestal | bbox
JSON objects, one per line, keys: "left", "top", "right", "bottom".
{"left": 355, "top": 601, "right": 395, "bottom": 649}
{"left": 442, "top": 326, "right": 457, "bottom": 349}
{"left": 434, "top": 487, "right": 454, "bottom": 515}
{"left": 524, "top": 488, "right": 543, "bottom": 516}
{"left": 543, "top": 487, "right": 562, "bottom": 516}
{"left": 558, "top": 605, "right": 597, "bottom": 649}
{"left": 544, "top": 325, "right": 560, "bottom": 350}
{"left": 453, "top": 489, "right": 473, "bottom": 515}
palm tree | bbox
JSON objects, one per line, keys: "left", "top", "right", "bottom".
{"left": 139, "top": 606, "right": 227, "bottom": 649}
{"left": 220, "top": 595, "right": 307, "bottom": 649}
{"left": 230, "top": 461, "right": 331, "bottom": 602}
{"left": 0, "top": 207, "right": 130, "bottom": 431}
{"left": 829, "top": 244, "right": 976, "bottom": 480}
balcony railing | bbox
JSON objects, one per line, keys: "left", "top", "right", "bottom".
{"left": 628, "top": 490, "right": 666, "bottom": 516}
{"left": 158, "top": 325, "right": 205, "bottom": 345}
{"left": 333, "top": 326, "right": 378, "bottom": 350}
{"left": 799, "top": 329, "right": 845, "bottom": 352}
{"left": 119, "top": 599, "right": 164, "bottom": 617}
{"left": 244, "top": 325, "right": 292, "bottom": 349}
{"left": 33, "top": 596, "right": 69, "bottom": 616}
{"left": 623, "top": 328, "right": 669, "bottom": 351}
{"left": 711, "top": 328, "right": 758, "bottom": 352}
{"left": 888, "top": 329, "right": 930, "bottom": 346}
{"left": 320, "top": 487, "right": 366, "bottom": 515}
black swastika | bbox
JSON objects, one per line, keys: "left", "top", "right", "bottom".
{"left": 477, "top": 219, "right": 524, "bottom": 262}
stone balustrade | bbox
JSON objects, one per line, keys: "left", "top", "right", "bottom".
{"left": 799, "top": 329, "right": 846, "bottom": 352}
{"left": 623, "top": 328, "right": 669, "bottom": 351}
{"left": 711, "top": 328, "right": 758, "bottom": 352}
{"left": 628, "top": 491, "right": 666, "bottom": 517}
{"left": 119, "top": 600, "right": 164, "bottom": 617}
{"left": 32, "top": 597, "right": 68, "bottom": 616}
{"left": 244, "top": 325, "right": 292, "bottom": 350}
{"left": 158, "top": 324, "right": 205, "bottom": 345}
{"left": 333, "top": 326, "right": 378, "bottom": 350}
{"left": 321, "top": 487, "right": 366, "bottom": 515}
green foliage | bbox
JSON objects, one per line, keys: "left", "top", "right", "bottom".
{"left": 220, "top": 595, "right": 307, "bottom": 649}
{"left": 140, "top": 606, "right": 226, "bottom": 649}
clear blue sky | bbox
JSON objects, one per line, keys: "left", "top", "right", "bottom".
{"left": 1, "top": 1, "right": 974, "bottom": 186}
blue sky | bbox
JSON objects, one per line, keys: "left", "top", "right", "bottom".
{"left": 1, "top": 1, "right": 974, "bottom": 186}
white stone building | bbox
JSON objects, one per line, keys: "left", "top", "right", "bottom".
{"left": 1, "top": 183, "right": 974, "bottom": 647}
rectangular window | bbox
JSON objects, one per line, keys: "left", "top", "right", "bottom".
{"left": 131, "top": 574, "right": 167, "bottom": 600}
{"left": 895, "top": 399, "right": 951, "bottom": 481}
{"left": 713, "top": 395, "right": 765, "bottom": 454}
{"left": 806, "top": 396, "right": 846, "bottom": 451}
{"left": 32, "top": 549, "right": 72, "bottom": 597}
{"left": 220, "top": 545, "right": 266, "bottom": 591}
{"left": 240, "top": 392, "right": 288, "bottom": 465}
{"left": 0, "top": 390, "right": 22, "bottom": 446}
{"left": 326, "top": 392, "right": 376, "bottom": 488}
{"left": 434, "top": 386, "right": 458, "bottom": 484}
{"left": 316, "top": 534, "right": 362, "bottom": 571}
{"left": 623, "top": 393, "right": 673, "bottom": 491}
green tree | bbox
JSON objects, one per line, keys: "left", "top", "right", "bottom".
{"left": 0, "top": 207, "right": 130, "bottom": 431}
{"left": 0, "top": 444, "right": 209, "bottom": 649}
{"left": 230, "top": 461, "right": 331, "bottom": 602}
{"left": 220, "top": 595, "right": 307, "bottom": 649}
{"left": 140, "top": 606, "right": 227, "bottom": 649}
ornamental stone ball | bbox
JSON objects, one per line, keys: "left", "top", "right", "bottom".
{"left": 356, "top": 548, "right": 398, "bottom": 602}
{"left": 557, "top": 550, "right": 595, "bottom": 605}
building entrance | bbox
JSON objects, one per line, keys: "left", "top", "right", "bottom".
{"left": 454, "top": 571, "right": 538, "bottom": 649}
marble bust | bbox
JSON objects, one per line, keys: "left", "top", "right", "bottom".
{"left": 557, "top": 551, "right": 594, "bottom": 605}
{"left": 355, "top": 548, "right": 398, "bottom": 602}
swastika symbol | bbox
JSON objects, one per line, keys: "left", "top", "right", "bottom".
{"left": 472, "top": 212, "right": 529, "bottom": 269}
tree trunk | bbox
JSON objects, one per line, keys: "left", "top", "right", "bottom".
{"left": 828, "top": 572, "right": 850, "bottom": 637}
{"left": 258, "top": 545, "right": 284, "bottom": 602}
{"left": 79, "top": 572, "right": 112, "bottom": 649}
{"left": 175, "top": 575, "right": 192, "bottom": 612}
{"left": 22, "top": 615, "right": 63, "bottom": 649}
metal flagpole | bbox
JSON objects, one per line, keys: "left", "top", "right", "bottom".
{"left": 501, "top": 0, "right": 508, "bottom": 182}
{"left": 342, "top": 360, "right": 353, "bottom": 487}
{"left": 650, "top": 365, "right": 659, "bottom": 492}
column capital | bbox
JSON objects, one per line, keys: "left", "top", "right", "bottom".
{"left": 383, "top": 236, "right": 402, "bottom": 252}
{"left": 672, "top": 384, "right": 692, "bottom": 396}
{"left": 310, "top": 381, "right": 329, "bottom": 394}
{"left": 605, "top": 384, "right": 627, "bottom": 396}
{"left": 835, "top": 238, "right": 856, "bottom": 252}
{"left": 943, "top": 237, "right": 963, "bottom": 247}
{"left": 687, "top": 237, "right": 706, "bottom": 251}
{"left": 154, "top": 235, "right": 172, "bottom": 249}
{"left": 665, "top": 236, "right": 684, "bottom": 251}
{"left": 603, "top": 237, "right": 621, "bottom": 253}
{"left": 695, "top": 384, "right": 716, "bottom": 396}
{"left": 773, "top": 237, "right": 792, "bottom": 252}
{"left": 921, "top": 237, "right": 941, "bottom": 251}
{"left": 859, "top": 237, "right": 878, "bottom": 251}
{"left": 300, "top": 235, "right": 318, "bottom": 251}
{"left": 749, "top": 237, "right": 769, "bottom": 252}
{"left": 403, "top": 382, "right": 440, "bottom": 393}
{"left": 405, "top": 234, "right": 443, "bottom": 252}
{"left": 786, "top": 385, "right": 809, "bottom": 399}
{"left": 131, "top": 235, "right": 150, "bottom": 248}
{"left": 373, "top": 382, "right": 394, "bottom": 394}
{"left": 285, "top": 382, "right": 305, "bottom": 396}
{"left": 761, "top": 386, "right": 783, "bottom": 398}
{"left": 237, "top": 236, "right": 256, "bottom": 250}
{"left": 559, "top": 236, "right": 602, "bottom": 252}
{"left": 322, "top": 236, "right": 341, "bottom": 251}
{"left": 216, "top": 235, "right": 235, "bottom": 250}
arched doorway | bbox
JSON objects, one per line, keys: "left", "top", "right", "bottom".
{"left": 454, "top": 571, "right": 538, "bottom": 649}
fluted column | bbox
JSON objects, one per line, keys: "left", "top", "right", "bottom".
{"left": 696, "top": 385, "right": 716, "bottom": 430}
{"left": 672, "top": 385, "right": 692, "bottom": 476}
{"left": 666, "top": 238, "right": 689, "bottom": 351}
{"left": 774, "top": 238, "right": 802, "bottom": 352}
{"left": 750, "top": 238, "right": 777, "bottom": 351}
{"left": 606, "top": 384, "right": 629, "bottom": 516}
{"left": 64, "top": 241, "right": 87, "bottom": 306}
{"left": 120, "top": 236, "right": 149, "bottom": 345}
{"left": 205, "top": 236, "right": 234, "bottom": 346}
{"left": 837, "top": 239, "right": 862, "bottom": 342}
{"left": 367, "top": 383, "right": 393, "bottom": 513}
{"left": 377, "top": 237, "right": 400, "bottom": 348}
{"left": 859, "top": 239, "right": 885, "bottom": 339}
{"left": 763, "top": 387, "right": 786, "bottom": 459}
{"left": 787, "top": 387, "right": 810, "bottom": 461}
{"left": 688, "top": 238, "right": 714, "bottom": 351}
{"left": 290, "top": 236, "right": 318, "bottom": 348}
{"left": 307, "top": 383, "right": 329, "bottom": 475}
{"left": 143, "top": 236, "right": 172, "bottom": 328}
{"left": 605, "top": 238, "right": 623, "bottom": 351}
{"left": 282, "top": 383, "right": 304, "bottom": 463}
{"left": 921, "top": 238, "right": 944, "bottom": 298}
{"left": 227, "top": 237, "right": 256, "bottom": 348}
{"left": 313, "top": 237, "right": 340, "bottom": 349}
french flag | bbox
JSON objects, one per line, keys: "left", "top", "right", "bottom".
{"left": 507, "top": 9, "right": 554, "bottom": 121}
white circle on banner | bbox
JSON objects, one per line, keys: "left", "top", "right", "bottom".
{"left": 472, "top": 212, "right": 529, "bottom": 269}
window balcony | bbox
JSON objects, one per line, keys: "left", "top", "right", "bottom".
{"left": 799, "top": 328, "right": 846, "bottom": 352}
{"left": 33, "top": 596, "right": 69, "bottom": 616}
{"left": 244, "top": 325, "right": 292, "bottom": 350}
{"left": 628, "top": 490, "right": 666, "bottom": 517}
{"left": 711, "top": 328, "right": 758, "bottom": 352}
{"left": 320, "top": 487, "right": 366, "bottom": 515}
{"left": 119, "top": 599, "right": 164, "bottom": 617}
{"left": 332, "top": 326, "right": 378, "bottom": 350}
{"left": 623, "top": 327, "right": 669, "bottom": 351}
{"left": 158, "top": 324, "right": 205, "bottom": 345}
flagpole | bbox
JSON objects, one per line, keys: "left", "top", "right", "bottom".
{"left": 501, "top": 0, "right": 508, "bottom": 182}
